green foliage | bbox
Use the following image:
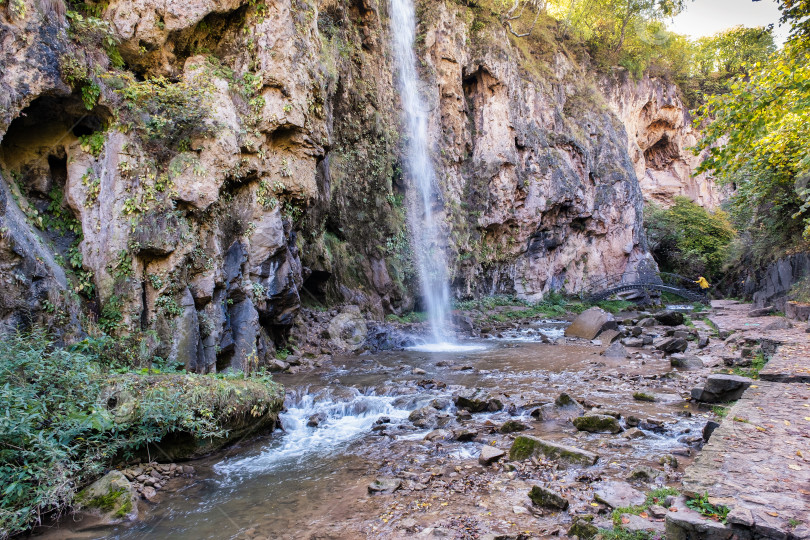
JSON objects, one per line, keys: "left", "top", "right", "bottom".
{"left": 695, "top": 43, "right": 810, "bottom": 257}
{"left": 727, "top": 352, "right": 768, "bottom": 379}
{"left": 385, "top": 312, "right": 428, "bottom": 324}
{"left": 788, "top": 276, "right": 810, "bottom": 303}
{"left": 595, "top": 299, "right": 636, "bottom": 313}
{"left": 610, "top": 486, "right": 679, "bottom": 526}
{"left": 712, "top": 405, "right": 729, "bottom": 418}
{"left": 114, "top": 73, "right": 214, "bottom": 156}
{"left": 79, "top": 132, "right": 106, "bottom": 157}
{"left": 0, "top": 330, "right": 281, "bottom": 537}
{"left": 685, "top": 492, "right": 730, "bottom": 523}
{"left": 645, "top": 197, "right": 735, "bottom": 279}
{"left": 99, "top": 295, "right": 124, "bottom": 333}
{"left": 59, "top": 53, "right": 102, "bottom": 111}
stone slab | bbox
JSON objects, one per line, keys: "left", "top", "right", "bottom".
{"left": 680, "top": 381, "right": 810, "bottom": 539}
{"left": 760, "top": 342, "right": 810, "bottom": 383}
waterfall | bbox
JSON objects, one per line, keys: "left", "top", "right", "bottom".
{"left": 389, "top": 0, "right": 452, "bottom": 344}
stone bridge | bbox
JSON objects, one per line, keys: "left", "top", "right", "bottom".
{"left": 584, "top": 271, "right": 710, "bottom": 305}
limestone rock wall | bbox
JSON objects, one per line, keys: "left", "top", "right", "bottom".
{"left": 0, "top": 0, "right": 666, "bottom": 370}
{"left": 603, "top": 71, "right": 722, "bottom": 209}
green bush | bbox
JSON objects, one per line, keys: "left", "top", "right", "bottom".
{"left": 645, "top": 197, "right": 736, "bottom": 280}
{"left": 0, "top": 330, "right": 280, "bottom": 537}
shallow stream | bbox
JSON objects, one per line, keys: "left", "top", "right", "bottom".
{"left": 44, "top": 330, "right": 707, "bottom": 539}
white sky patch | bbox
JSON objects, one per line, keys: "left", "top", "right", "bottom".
{"left": 668, "top": 0, "right": 788, "bottom": 44}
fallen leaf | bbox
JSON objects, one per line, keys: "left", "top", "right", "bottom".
{"left": 784, "top": 420, "right": 791, "bottom": 426}
{"left": 789, "top": 464, "right": 802, "bottom": 471}
{"left": 621, "top": 516, "right": 630, "bottom": 524}
{"left": 767, "top": 512, "right": 779, "bottom": 517}
{"left": 640, "top": 512, "right": 649, "bottom": 519}
{"left": 590, "top": 502, "right": 599, "bottom": 507}
{"left": 798, "top": 450, "right": 804, "bottom": 458}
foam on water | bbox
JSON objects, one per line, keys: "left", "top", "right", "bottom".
{"left": 405, "top": 342, "right": 488, "bottom": 353}
{"left": 215, "top": 389, "right": 412, "bottom": 479}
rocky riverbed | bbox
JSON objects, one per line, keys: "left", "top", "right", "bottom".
{"left": 35, "top": 300, "right": 808, "bottom": 540}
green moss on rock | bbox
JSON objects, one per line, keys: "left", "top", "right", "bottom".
{"left": 528, "top": 485, "right": 569, "bottom": 510}
{"left": 573, "top": 414, "right": 623, "bottom": 434}
{"left": 509, "top": 435, "right": 599, "bottom": 465}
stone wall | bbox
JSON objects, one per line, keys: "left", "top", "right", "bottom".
{"left": 602, "top": 70, "right": 722, "bottom": 209}
{"left": 0, "top": 0, "right": 673, "bottom": 370}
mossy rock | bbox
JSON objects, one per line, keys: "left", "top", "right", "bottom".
{"left": 75, "top": 471, "right": 135, "bottom": 522}
{"left": 568, "top": 515, "right": 598, "bottom": 539}
{"left": 108, "top": 373, "right": 285, "bottom": 460}
{"left": 500, "top": 419, "right": 529, "bottom": 433}
{"left": 633, "top": 392, "right": 656, "bottom": 402}
{"left": 528, "top": 485, "right": 569, "bottom": 510}
{"left": 573, "top": 414, "right": 622, "bottom": 434}
{"left": 509, "top": 435, "right": 599, "bottom": 465}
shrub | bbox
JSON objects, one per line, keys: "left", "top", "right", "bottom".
{"left": 645, "top": 197, "right": 736, "bottom": 280}
{"left": 114, "top": 73, "right": 214, "bottom": 158}
{"left": 0, "top": 330, "right": 281, "bottom": 536}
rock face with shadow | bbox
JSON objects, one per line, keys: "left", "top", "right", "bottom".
{"left": 0, "top": 0, "right": 718, "bottom": 370}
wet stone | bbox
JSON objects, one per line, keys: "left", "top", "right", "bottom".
{"left": 509, "top": 435, "right": 599, "bottom": 466}
{"left": 368, "top": 477, "right": 402, "bottom": 494}
{"left": 621, "top": 513, "right": 665, "bottom": 534}
{"left": 528, "top": 485, "right": 569, "bottom": 510}
{"left": 593, "top": 481, "right": 646, "bottom": 509}
{"left": 572, "top": 414, "right": 622, "bottom": 434}
{"left": 478, "top": 445, "right": 506, "bottom": 466}
{"left": 499, "top": 419, "right": 529, "bottom": 433}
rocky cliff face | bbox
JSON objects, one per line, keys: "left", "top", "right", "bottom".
{"left": 1, "top": 0, "right": 665, "bottom": 371}
{"left": 603, "top": 72, "right": 721, "bottom": 209}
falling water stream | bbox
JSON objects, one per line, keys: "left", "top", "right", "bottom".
{"left": 389, "top": 0, "right": 454, "bottom": 346}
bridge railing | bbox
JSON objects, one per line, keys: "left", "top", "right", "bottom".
{"left": 582, "top": 271, "right": 709, "bottom": 303}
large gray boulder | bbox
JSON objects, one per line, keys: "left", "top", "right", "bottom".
{"left": 690, "top": 374, "right": 752, "bottom": 403}
{"left": 654, "top": 310, "right": 685, "bottom": 326}
{"left": 565, "top": 307, "right": 614, "bottom": 340}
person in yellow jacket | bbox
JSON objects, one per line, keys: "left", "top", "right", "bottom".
{"left": 695, "top": 276, "right": 710, "bottom": 289}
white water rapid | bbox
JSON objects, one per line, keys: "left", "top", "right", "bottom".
{"left": 389, "top": 0, "right": 454, "bottom": 347}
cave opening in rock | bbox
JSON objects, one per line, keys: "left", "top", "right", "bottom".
{"left": 644, "top": 134, "right": 679, "bottom": 170}
{"left": 0, "top": 94, "right": 108, "bottom": 248}
{"left": 301, "top": 270, "right": 331, "bottom": 307}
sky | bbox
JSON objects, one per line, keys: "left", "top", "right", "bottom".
{"left": 669, "top": 0, "right": 788, "bottom": 44}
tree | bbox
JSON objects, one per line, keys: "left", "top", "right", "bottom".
{"left": 694, "top": 42, "right": 810, "bottom": 248}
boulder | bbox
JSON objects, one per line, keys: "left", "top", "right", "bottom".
{"left": 621, "top": 513, "right": 665, "bottom": 535}
{"left": 528, "top": 485, "right": 569, "bottom": 510}
{"left": 479, "top": 445, "right": 506, "bottom": 466}
{"left": 786, "top": 301, "right": 810, "bottom": 321}
{"left": 368, "top": 478, "right": 402, "bottom": 494}
{"left": 763, "top": 319, "right": 793, "bottom": 330}
{"left": 665, "top": 496, "right": 734, "bottom": 540}
{"left": 567, "top": 516, "right": 599, "bottom": 540}
{"left": 565, "top": 307, "right": 614, "bottom": 340}
{"left": 690, "top": 374, "right": 752, "bottom": 403}
{"left": 603, "top": 342, "right": 628, "bottom": 359}
{"left": 453, "top": 390, "right": 503, "bottom": 413}
{"left": 596, "top": 329, "right": 621, "bottom": 344}
{"left": 628, "top": 465, "right": 662, "bottom": 482}
{"left": 621, "top": 337, "right": 646, "bottom": 348}
{"left": 655, "top": 337, "right": 688, "bottom": 354}
{"left": 573, "top": 414, "right": 622, "bottom": 434}
{"left": 670, "top": 354, "right": 704, "bottom": 370}
{"left": 536, "top": 392, "right": 585, "bottom": 421}
{"left": 454, "top": 428, "right": 478, "bottom": 441}
{"left": 702, "top": 420, "right": 720, "bottom": 442}
{"left": 509, "top": 435, "right": 599, "bottom": 465}
{"left": 697, "top": 335, "right": 710, "bottom": 348}
{"left": 748, "top": 306, "right": 776, "bottom": 317}
{"left": 636, "top": 317, "right": 657, "bottom": 327}
{"left": 654, "top": 310, "right": 685, "bottom": 326}
{"left": 409, "top": 406, "right": 438, "bottom": 428}
{"left": 593, "top": 481, "right": 645, "bottom": 508}
{"left": 500, "top": 420, "right": 529, "bottom": 433}
{"left": 75, "top": 471, "right": 137, "bottom": 523}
